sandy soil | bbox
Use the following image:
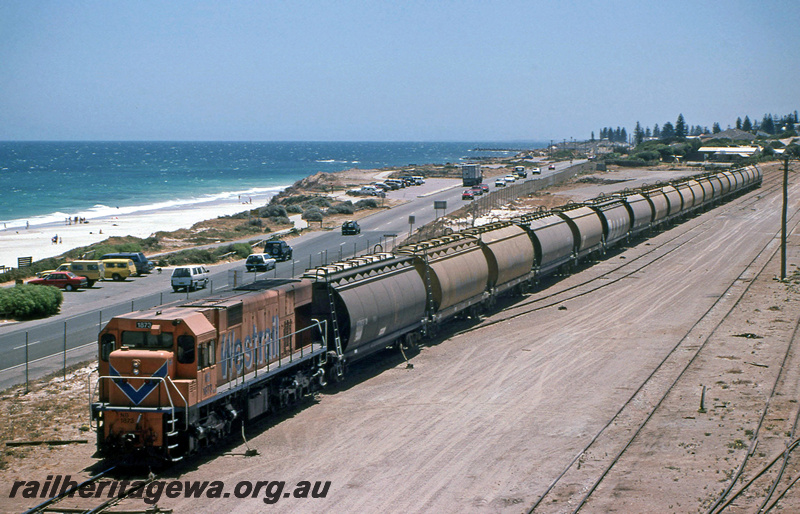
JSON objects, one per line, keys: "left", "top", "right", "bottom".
{"left": 2, "top": 163, "right": 798, "bottom": 513}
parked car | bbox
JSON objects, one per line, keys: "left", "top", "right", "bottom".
{"left": 412, "top": 175, "right": 425, "bottom": 185}
{"left": 43, "top": 261, "right": 106, "bottom": 287}
{"left": 171, "top": 265, "right": 210, "bottom": 292}
{"left": 263, "top": 240, "right": 293, "bottom": 261}
{"left": 462, "top": 189, "right": 475, "bottom": 200}
{"left": 245, "top": 254, "right": 277, "bottom": 272}
{"left": 99, "top": 252, "right": 153, "bottom": 275}
{"left": 495, "top": 178, "right": 506, "bottom": 187}
{"left": 101, "top": 259, "right": 137, "bottom": 281}
{"left": 341, "top": 220, "right": 361, "bottom": 235}
{"left": 28, "top": 271, "right": 88, "bottom": 291}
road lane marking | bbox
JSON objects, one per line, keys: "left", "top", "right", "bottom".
{"left": 13, "top": 340, "right": 41, "bottom": 350}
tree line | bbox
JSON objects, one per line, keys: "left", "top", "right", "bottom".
{"left": 592, "top": 110, "right": 799, "bottom": 145}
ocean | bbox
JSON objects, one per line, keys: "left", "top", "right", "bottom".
{"left": 0, "top": 141, "right": 544, "bottom": 229}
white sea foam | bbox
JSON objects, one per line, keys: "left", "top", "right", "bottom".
{"left": 0, "top": 185, "right": 290, "bottom": 230}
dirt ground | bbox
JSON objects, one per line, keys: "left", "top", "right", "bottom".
{"left": 2, "top": 163, "right": 799, "bottom": 513}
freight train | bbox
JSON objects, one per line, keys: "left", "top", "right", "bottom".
{"left": 90, "top": 166, "right": 762, "bottom": 463}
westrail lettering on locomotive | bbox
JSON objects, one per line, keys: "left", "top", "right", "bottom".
{"left": 220, "top": 316, "right": 282, "bottom": 380}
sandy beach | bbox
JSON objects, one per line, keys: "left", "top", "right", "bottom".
{"left": 0, "top": 192, "right": 274, "bottom": 270}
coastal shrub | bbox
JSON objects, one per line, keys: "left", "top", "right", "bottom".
{"left": 355, "top": 199, "right": 379, "bottom": 209}
{"left": 229, "top": 243, "right": 253, "bottom": 259}
{"left": 87, "top": 242, "right": 143, "bottom": 260}
{"left": 276, "top": 194, "right": 317, "bottom": 206}
{"left": 304, "top": 197, "right": 333, "bottom": 209}
{"left": 247, "top": 218, "right": 263, "bottom": 227}
{"left": 607, "top": 157, "right": 647, "bottom": 167}
{"left": 635, "top": 150, "right": 660, "bottom": 162}
{"left": 257, "top": 205, "right": 288, "bottom": 219}
{"left": 0, "top": 284, "right": 63, "bottom": 319}
{"left": 327, "top": 202, "right": 355, "bottom": 215}
{"left": 285, "top": 205, "right": 303, "bottom": 214}
{"left": 234, "top": 223, "right": 262, "bottom": 233}
{"left": 302, "top": 207, "right": 324, "bottom": 222}
{"left": 269, "top": 216, "right": 291, "bottom": 225}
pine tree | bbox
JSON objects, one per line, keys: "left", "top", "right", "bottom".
{"left": 712, "top": 122, "right": 721, "bottom": 133}
{"left": 620, "top": 127, "right": 628, "bottom": 143}
{"left": 736, "top": 117, "right": 742, "bottom": 130}
{"left": 762, "top": 114, "right": 775, "bottom": 134}
{"left": 634, "top": 121, "right": 644, "bottom": 146}
{"left": 675, "top": 113, "right": 687, "bottom": 139}
{"left": 591, "top": 131, "right": 595, "bottom": 141}
{"left": 645, "top": 127, "right": 652, "bottom": 138}
{"left": 662, "top": 122, "right": 675, "bottom": 139}
{"left": 742, "top": 116, "right": 752, "bottom": 131}
{"left": 653, "top": 124, "right": 660, "bottom": 138}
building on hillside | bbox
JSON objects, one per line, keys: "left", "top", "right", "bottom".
{"left": 698, "top": 146, "right": 760, "bottom": 161}
{"left": 700, "top": 128, "right": 756, "bottom": 142}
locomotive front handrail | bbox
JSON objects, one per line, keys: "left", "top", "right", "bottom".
{"left": 91, "top": 375, "right": 189, "bottom": 431}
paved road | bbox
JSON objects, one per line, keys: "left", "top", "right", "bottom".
{"left": 0, "top": 161, "right": 575, "bottom": 389}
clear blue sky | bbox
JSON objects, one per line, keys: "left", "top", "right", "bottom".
{"left": 1, "top": 1, "right": 798, "bottom": 142}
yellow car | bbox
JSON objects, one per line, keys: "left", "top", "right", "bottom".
{"left": 101, "top": 259, "right": 137, "bottom": 281}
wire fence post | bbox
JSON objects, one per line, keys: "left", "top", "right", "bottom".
{"left": 25, "top": 332, "right": 29, "bottom": 394}
{"left": 63, "top": 321, "right": 67, "bottom": 381}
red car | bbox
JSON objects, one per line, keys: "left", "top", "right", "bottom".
{"left": 28, "top": 271, "right": 88, "bottom": 291}
{"left": 477, "top": 183, "right": 489, "bottom": 193}
{"left": 548, "top": 164, "right": 556, "bottom": 170}
{"left": 462, "top": 189, "right": 475, "bottom": 200}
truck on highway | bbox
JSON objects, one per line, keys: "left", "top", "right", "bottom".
{"left": 461, "top": 163, "right": 483, "bottom": 187}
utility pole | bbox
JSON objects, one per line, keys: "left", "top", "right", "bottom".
{"left": 781, "top": 156, "right": 789, "bottom": 280}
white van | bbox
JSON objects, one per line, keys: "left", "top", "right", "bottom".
{"left": 171, "top": 265, "right": 210, "bottom": 292}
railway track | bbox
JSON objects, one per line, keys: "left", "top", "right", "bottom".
{"left": 22, "top": 467, "right": 165, "bottom": 514}
{"left": 449, "top": 166, "right": 799, "bottom": 512}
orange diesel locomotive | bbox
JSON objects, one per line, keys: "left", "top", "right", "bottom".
{"left": 91, "top": 279, "right": 328, "bottom": 463}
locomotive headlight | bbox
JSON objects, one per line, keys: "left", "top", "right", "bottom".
{"left": 132, "top": 360, "right": 140, "bottom": 376}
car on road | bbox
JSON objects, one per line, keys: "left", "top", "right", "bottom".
{"left": 548, "top": 164, "right": 556, "bottom": 170}
{"left": 28, "top": 271, "right": 88, "bottom": 291}
{"left": 171, "top": 265, "right": 210, "bottom": 292}
{"left": 245, "top": 254, "right": 277, "bottom": 272}
{"left": 504, "top": 175, "right": 516, "bottom": 183}
{"left": 101, "top": 259, "right": 137, "bottom": 281}
{"left": 99, "top": 252, "right": 154, "bottom": 275}
{"left": 462, "top": 189, "right": 475, "bottom": 200}
{"left": 264, "top": 240, "right": 293, "bottom": 262}
{"left": 341, "top": 220, "right": 361, "bottom": 235}
{"left": 495, "top": 178, "right": 506, "bottom": 187}
{"left": 477, "top": 183, "right": 489, "bottom": 193}
{"left": 470, "top": 186, "right": 484, "bottom": 196}
{"left": 532, "top": 167, "right": 541, "bottom": 174}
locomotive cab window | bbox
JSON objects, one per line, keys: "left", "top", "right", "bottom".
{"left": 100, "top": 333, "right": 116, "bottom": 361}
{"left": 121, "top": 330, "right": 173, "bottom": 349}
{"left": 177, "top": 335, "right": 195, "bottom": 364}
